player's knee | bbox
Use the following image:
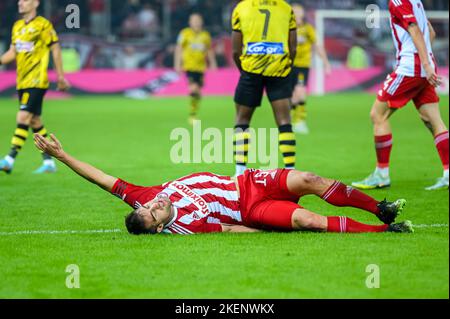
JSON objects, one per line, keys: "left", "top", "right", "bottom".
{"left": 30, "top": 117, "right": 42, "bottom": 128}
{"left": 17, "top": 111, "right": 33, "bottom": 125}
{"left": 370, "top": 108, "right": 382, "bottom": 124}
{"left": 292, "top": 210, "right": 323, "bottom": 231}
{"left": 302, "top": 172, "right": 323, "bottom": 185}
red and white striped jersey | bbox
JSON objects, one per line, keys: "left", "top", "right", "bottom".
{"left": 111, "top": 172, "right": 242, "bottom": 235}
{"left": 389, "top": 0, "right": 435, "bottom": 77}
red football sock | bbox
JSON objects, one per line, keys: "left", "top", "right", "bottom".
{"left": 322, "top": 181, "right": 380, "bottom": 215}
{"left": 327, "top": 216, "right": 388, "bottom": 233}
{"left": 375, "top": 134, "right": 393, "bottom": 169}
{"left": 435, "top": 131, "right": 449, "bottom": 170}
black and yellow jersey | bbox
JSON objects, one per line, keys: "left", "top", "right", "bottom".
{"left": 11, "top": 16, "right": 59, "bottom": 90}
{"left": 293, "top": 23, "right": 316, "bottom": 68}
{"left": 232, "top": 0, "right": 296, "bottom": 77}
{"left": 177, "top": 27, "right": 212, "bottom": 73}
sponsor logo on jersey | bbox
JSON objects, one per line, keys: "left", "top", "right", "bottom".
{"left": 247, "top": 42, "right": 284, "bottom": 55}
{"left": 169, "top": 181, "right": 210, "bottom": 218}
{"left": 15, "top": 41, "right": 34, "bottom": 53}
{"left": 190, "top": 42, "right": 206, "bottom": 51}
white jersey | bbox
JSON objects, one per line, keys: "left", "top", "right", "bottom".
{"left": 389, "top": 0, "right": 436, "bottom": 77}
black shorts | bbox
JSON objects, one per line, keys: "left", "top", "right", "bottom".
{"left": 290, "top": 67, "right": 310, "bottom": 90}
{"left": 17, "top": 88, "right": 47, "bottom": 116}
{"left": 186, "top": 71, "right": 204, "bottom": 87}
{"left": 234, "top": 71, "right": 292, "bottom": 108}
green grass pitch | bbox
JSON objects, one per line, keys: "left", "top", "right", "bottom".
{"left": 0, "top": 93, "right": 448, "bottom": 298}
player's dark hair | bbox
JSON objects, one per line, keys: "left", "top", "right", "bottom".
{"left": 125, "top": 210, "right": 157, "bottom": 235}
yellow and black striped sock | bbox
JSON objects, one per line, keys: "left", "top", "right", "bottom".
{"left": 234, "top": 124, "right": 251, "bottom": 169}
{"left": 190, "top": 92, "right": 201, "bottom": 117}
{"left": 8, "top": 124, "right": 29, "bottom": 159}
{"left": 292, "top": 101, "right": 307, "bottom": 124}
{"left": 279, "top": 124, "right": 296, "bottom": 169}
{"left": 32, "top": 126, "right": 52, "bottom": 160}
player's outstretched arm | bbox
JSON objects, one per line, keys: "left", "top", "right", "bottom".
{"left": 174, "top": 43, "right": 183, "bottom": 74}
{"left": 34, "top": 134, "right": 118, "bottom": 192}
{"left": 428, "top": 21, "right": 436, "bottom": 43}
{"left": 231, "top": 31, "right": 243, "bottom": 71}
{"left": 315, "top": 44, "right": 331, "bottom": 74}
{"left": 288, "top": 29, "right": 297, "bottom": 62}
{"left": 0, "top": 45, "right": 16, "bottom": 66}
{"left": 50, "top": 43, "right": 71, "bottom": 91}
{"left": 408, "top": 23, "right": 441, "bottom": 87}
{"left": 221, "top": 224, "right": 263, "bottom": 233}
{"left": 207, "top": 48, "right": 218, "bottom": 71}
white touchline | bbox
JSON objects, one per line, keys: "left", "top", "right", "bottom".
{"left": 0, "top": 225, "right": 447, "bottom": 236}
{"left": 0, "top": 229, "right": 123, "bottom": 236}
{"left": 412, "top": 224, "right": 449, "bottom": 229}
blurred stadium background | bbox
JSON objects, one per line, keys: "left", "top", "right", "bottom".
{"left": 0, "top": 0, "right": 448, "bottom": 97}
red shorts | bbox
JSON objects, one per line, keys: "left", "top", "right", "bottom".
{"left": 237, "top": 169, "right": 301, "bottom": 231}
{"left": 377, "top": 72, "right": 440, "bottom": 109}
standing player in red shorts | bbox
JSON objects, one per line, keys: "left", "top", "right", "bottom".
{"left": 352, "top": 0, "right": 448, "bottom": 191}
{"left": 34, "top": 133, "right": 413, "bottom": 235}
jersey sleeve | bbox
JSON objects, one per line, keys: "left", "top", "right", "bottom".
{"left": 231, "top": 5, "right": 241, "bottom": 32}
{"left": 188, "top": 219, "right": 223, "bottom": 234}
{"left": 111, "top": 179, "right": 148, "bottom": 208}
{"left": 41, "top": 20, "right": 59, "bottom": 47}
{"left": 289, "top": 9, "right": 297, "bottom": 31}
{"left": 389, "top": 0, "right": 418, "bottom": 29}
{"left": 308, "top": 25, "right": 317, "bottom": 44}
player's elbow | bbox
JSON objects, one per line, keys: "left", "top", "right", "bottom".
{"left": 407, "top": 24, "right": 422, "bottom": 37}
{"left": 50, "top": 43, "right": 61, "bottom": 54}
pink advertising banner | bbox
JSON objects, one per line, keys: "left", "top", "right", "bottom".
{"left": 0, "top": 67, "right": 448, "bottom": 98}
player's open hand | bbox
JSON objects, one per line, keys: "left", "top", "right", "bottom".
{"left": 34, "top": 133, "right": 64, "bottom": 159}
{"left": 424, "top": 64, "right": 442, "bottom": 87}
{"left": 57, "top": 76, "right": 71, "bottom": 91}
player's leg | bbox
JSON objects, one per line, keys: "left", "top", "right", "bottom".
{"left": 352, "top": 98, "right": 396, "bottom": 189}
{"left": 247, "top": 200, "right": 412, "bottom": 233}
{"left": 270, "top": 99, "right": 297, "bottom": 170}
{"left": 233, "top": 72, "right": 263, "bottom": 176}
{"left": 268, "top": 76, "right": 297, "bottom": 170}
{"left": 30, "top": 115, "right": 56, "bottom": 173}
{"left": 1, "top": 90, "right": 36, "bottom": 174}
{"left": 291, "top": 209, "right": 412, "bottom": 233}
{"left": 0, "top": 110, "right": 33, "bottom": 174}
{"left": 187, "top": 72, "right": 203, "bottom": 125}
{"left": 416, "top": 103, "right": 449, "bottom": 190}
{"left": 234, "top": 105, "right": 256, "bottom": 176}
{"left": 286, "top": 170, "right": 405, "bottom": 224}
{"left": 291, "top": 68, "right": 309, "bottom": 134}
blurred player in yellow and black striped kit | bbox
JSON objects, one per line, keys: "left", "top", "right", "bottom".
{"left": 174, "top": 13, "right": 217, "bottom": 125}
{"left": 232, "top": 0, "right": 297, "bottom": 176}
{"left": 290, "top": 3, "right": 331, "bottom": 134}
{"left": 0, "top": 0, "right": 70, "bottom": 175}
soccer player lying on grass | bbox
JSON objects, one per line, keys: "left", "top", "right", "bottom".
{"left": 34, "top": 134, "right": 414, "bottom": 235}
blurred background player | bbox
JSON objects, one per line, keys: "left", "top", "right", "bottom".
{"left": 174, "top": 13, "right": 217, "bottom": 125}
{"left": 0, "top": 0, "right": 70, "bottom": 175}
{"left": 232, "top": 0, "right": 298, "bottom": 176}
{"left": 352, "top": 0, "right": 448, "bottom": 191}
{"left": 290, "top": 3, "right": 331, "bottom": 134}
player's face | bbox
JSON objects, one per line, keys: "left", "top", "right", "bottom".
{"left": 137, "top": 195, "right": 173, "bottom": 233}
{"left": 18, "top": 0, "right": 38, "bottom": 15}
{"left": 189, "top": 15, "right": 203, "bottom": 31}
{"left": 293, "top": 6, "right": 305, "bottom": 25}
